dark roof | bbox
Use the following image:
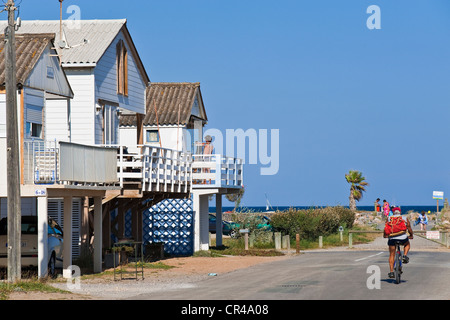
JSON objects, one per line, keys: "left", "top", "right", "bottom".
{"left": 0, "top": 33, "right": 55, "bottom": 85}
{"left": 120, "top": 82, "right": 207, "bottom": 127}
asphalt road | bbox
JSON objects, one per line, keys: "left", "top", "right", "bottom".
{"left": 129, "top": 249, "right": 450, "bottom": 300}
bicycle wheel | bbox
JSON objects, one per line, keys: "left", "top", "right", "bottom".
{"left": 394, "top": 247, "right": 402, "bottom": 284}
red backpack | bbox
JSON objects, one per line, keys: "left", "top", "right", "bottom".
{"left": 384, "top": 216, "right": 407, "bottom": 236}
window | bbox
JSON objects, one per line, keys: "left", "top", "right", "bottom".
{"left": 146, "top": 130, "right": 159, "bottom": 143}
{"left": 26, "top": 122, "right": 43, "bottom": 139}
{"left": 116, "top": 40, "right": 128, "bottom": 96}
{"left": 104, "top": 105, "right": 119, "bottom": 145}
{"left": 25, "top": 102, "right": 44, "bottom": 139}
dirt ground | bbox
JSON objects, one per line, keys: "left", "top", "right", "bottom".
{"left": 7, "top": 255, "right": 290, "bottom": 300}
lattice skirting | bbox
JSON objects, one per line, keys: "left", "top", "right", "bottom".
{"left": 142, "top": 198, "right": 194, "bottom": 256}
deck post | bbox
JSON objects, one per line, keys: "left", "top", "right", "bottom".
{"left": 37, "top": 196, "right": 48, "bottom": 279}
{"left": 93, "top": 196, "right": 103, "bottom": 273}
{"left": 215, "top": 194, "right": 223, "bottom": 247}
{"left": 63, "top": 196, "right": 73, "bottom": 278}
{"left": 193, "top": 190, "right": 215, "bottom": 252}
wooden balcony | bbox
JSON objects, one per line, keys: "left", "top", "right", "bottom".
{"left": 17, "top": 141, "right": 244, "bottom": 198}
{"left": 115, "top": 145, "right": 243, "bottom": 195}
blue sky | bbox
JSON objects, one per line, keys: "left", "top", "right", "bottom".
{"left": 12, "top": 0, "right": 450, "bottom": 207}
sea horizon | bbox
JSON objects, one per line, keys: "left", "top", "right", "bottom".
{"left": 210, "top": 205, "right": 443, "bottom": 214}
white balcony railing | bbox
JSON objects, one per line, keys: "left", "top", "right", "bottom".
{"left": 115, "top": 145, "right": 243, "bottom": 192}
{"left": 24, "top": 140, "right": 59, "bottom": 185}
{"left": 23, "top": 140, "right": 118, "bottom": 186}
{"left": 21, "top": 140, "right": 244, "bottom": 192}
{"left": 191, "top": 154, "right": 244, "bottom": 189}
{"left": 116, "top": 145, "right": 192, "bottom": 193}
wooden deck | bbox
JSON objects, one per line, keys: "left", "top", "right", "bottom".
{"left": 20, "top": 142, "right": 244, "bottom": 197}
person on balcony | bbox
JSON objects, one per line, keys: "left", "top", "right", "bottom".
{"left": 203, "top": 135, "right": 214, "bottom": 184}
{"left": 203, "top": 135, "right": 214, "bottom": 159}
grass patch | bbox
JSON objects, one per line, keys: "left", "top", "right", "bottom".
{"left": 0, "top": 279, "right": 69, "bottom": 300}
{"left": 131, "top": 261, "right": 176, "bottom": 270}
{"left": 208, "top": 237, "right": 284, "bottom": 257}
{"left": 193, "top": 250, "right": 225, "bottom": 258}
{"left": 211, "top": 246, "right": 284, "bottom": 257}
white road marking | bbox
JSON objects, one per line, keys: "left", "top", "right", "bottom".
{"left": 355, "top": 252, "right": 384, "bottom": 262}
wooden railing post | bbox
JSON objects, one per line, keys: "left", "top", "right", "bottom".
{"left": 215, "top": 155, "right": 222, "bottom": 187}
{"left": 119, "top": 145, "right": 124, "bottom": 188}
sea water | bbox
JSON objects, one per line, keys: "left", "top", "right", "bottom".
{"left": 211, "top": 205, "right": 442, "bottom": 214}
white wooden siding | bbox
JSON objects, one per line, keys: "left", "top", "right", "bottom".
{"left": 118, "top": 127, "right": 138, "bottom": 152}
{"left": 94, "top": 32, "right": 146, "bottom": 115}
{"left": 65, "top": 69, "right": 95, "bottom": 146}
{"left": 45, "top": 99, "right": 69, "bottom": 142}
{"left": 143, "top": 125, "right": 186, "bottom": 152}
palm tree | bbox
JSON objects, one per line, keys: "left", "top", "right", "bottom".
{"left": 345, "top": 170, "right": 369, "bottom": 211}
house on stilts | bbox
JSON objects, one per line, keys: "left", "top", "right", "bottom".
{"left": 0, "top": 20, "right": 244, "bottom": 278}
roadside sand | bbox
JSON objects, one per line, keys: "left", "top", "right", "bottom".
{"left": 7, "top": 255, "right": 289, "bottom": 300}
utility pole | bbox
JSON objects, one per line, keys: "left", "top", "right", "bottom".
{"left": 5, "top": 0, "right": 21, "bottom": 283}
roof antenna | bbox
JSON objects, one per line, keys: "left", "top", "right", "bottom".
{"left": 59, "top": 0, "right": 63, "bottom": 42}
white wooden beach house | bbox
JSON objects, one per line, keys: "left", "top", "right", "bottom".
{"left": 120, "top": 82, "right": 244, "bottom": 253}
{"left": 1, "top": 19, "right": 244, "bottom": 277}
{"left": 0, "top": 33, "right": 119, "bottom": 278}
{"left": 1, "top": 20, "right": 195, "bottom": 270}
{"left": 0, "top": 19, "right": 152, "bottom": 277}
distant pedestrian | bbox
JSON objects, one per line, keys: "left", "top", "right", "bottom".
{"left": 383, "top": 200, "right": 390, "bottom": 219}
{"left": 418, "top": 211, "right": 428, "bottom": 231}
{"left": 375, "top": 198, "right": 381, "bottom": 213}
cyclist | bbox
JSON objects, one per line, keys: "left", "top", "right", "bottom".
{"left": 383, "top": 210, "right": 414, "bottom": 279}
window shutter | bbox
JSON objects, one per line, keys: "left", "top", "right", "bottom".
{"left": 116, "top": 40, "right": 123, "bottom": 95}
{"left": 116, "top": 40, "right": 128, "bottom": 96}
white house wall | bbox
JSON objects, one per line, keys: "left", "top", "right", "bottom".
{"left": 64, "top": 69, "right": 96, "bottom": 146}
{"left": 120, "top": 125, "right": 190, "bottom": 152}
{"left": 45, "top": 99, "right": 69, "bottom": 143}
{"left": 94, "top": 31, "right": 146, "bottom": 115}
{"left": 119, "top": 126, "right": 138, "bottom": 153}
{"left": 144, "top": 126, "right": 185, "bottom": 152}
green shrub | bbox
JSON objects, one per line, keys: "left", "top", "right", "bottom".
{"left": 230, "top": 212, "right": 272, "bottom": 244}
{"left": 270, "top": 206, "right": 355, "bottom": 240}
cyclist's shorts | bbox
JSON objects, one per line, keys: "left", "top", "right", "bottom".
{"left": 388, "top": 238, "right": 409, "bottom": 247}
